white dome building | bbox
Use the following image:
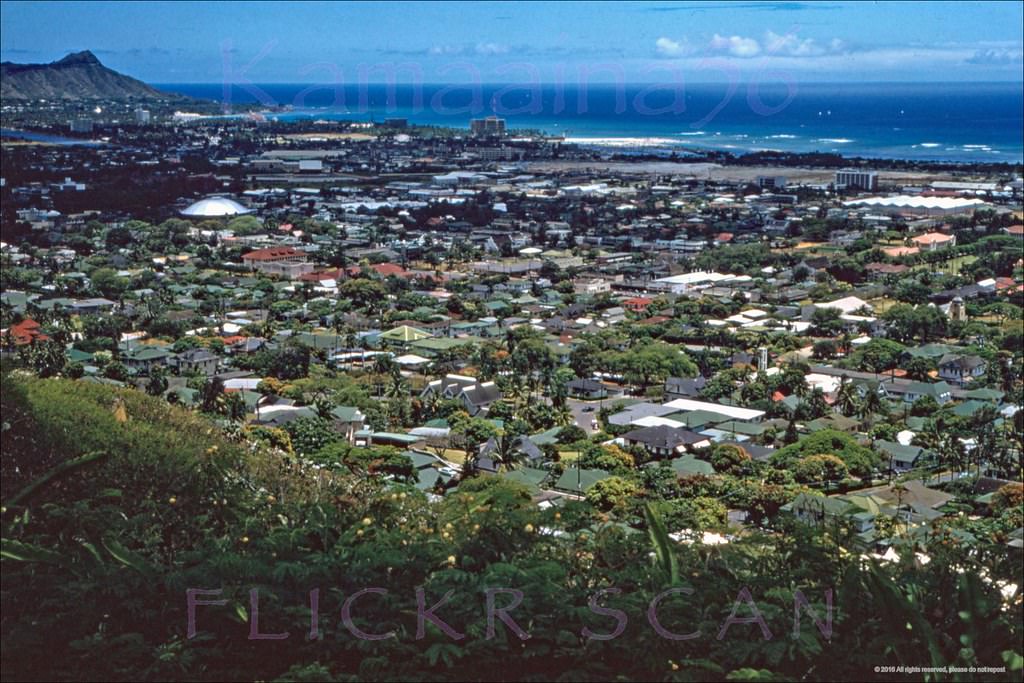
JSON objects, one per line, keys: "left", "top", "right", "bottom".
{"left": 180, "top": 196, "right": 252, "bottom": 217}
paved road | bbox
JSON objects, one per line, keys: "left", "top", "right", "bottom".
{"left": 565, "top": 396, "right": 633, "bottom": 434}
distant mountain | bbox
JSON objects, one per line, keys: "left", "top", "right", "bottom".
{"left": 1, "top": 50, "right": 174, "bottom": 101}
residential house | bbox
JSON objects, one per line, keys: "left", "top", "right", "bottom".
{"left": 67, "top": 298, "right": 117, "bottom": 315}
{"left": 622, "top": 296, "right": 654, "bottom": 313}
{"left": 421, "top": 374, "right": 502, "bottom": 416}
{"left": 644, "top": 456, "right": 715, "bottom": 479}
{"left": 782, "top": 493, "right": 877, "bottom": 548}
{"left": 607, "top": 402, "right": 678, "bottom": 427}
{"left": 567, "top": 378, "right": 620, "bottom": 400}
{"left": 573, "top": 278, "right": 612, "bottom": 295}
{"left": 622, "top": 424, "right": 712, "bottom": 458}
{"left": 168, "top": 348, "right": 220, "bottom": 376}
{"left": 865, "top": 262, "right": 909, "bottom": 280}
{"left": 330, "top": 406, "right": 367, "bottom": 444}
{"left": 937, "top": 354, "right": 987, "bottom": 387}
{"left": 885, "top": 380, "right": 953, "bottom": 405}
{"left": 479, "top": 434, "right": 545, "bottom": 467}
{"left": 664, "top": 376, "right": 707, "bottom": 401}
{"left": 122, "top": 346, "right": 170, "bottom": 374}
{"left": 2, "top": 318, "right": 49, "bottom": 347}
{"left": 378, "top": 325, "right": 432, "bottom": 348}
{"left": 874, "top": 440, "right": 932, "bottom": 473}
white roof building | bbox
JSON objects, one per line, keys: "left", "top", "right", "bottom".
{"left": 814, "top": 296, "right": 872, "bottom": 315}
{"left": 180, "top": 196, "right": 252, "bottom": 217}
{"left": 843, "top": 195, "right": 987, "bottom": 216}
{"left": 662, "top": 398, "right": 765, "bottom": 422}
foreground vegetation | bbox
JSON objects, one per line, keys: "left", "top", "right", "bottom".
{"left": 1, "top": 373, "right": 1021, "bottom": 682}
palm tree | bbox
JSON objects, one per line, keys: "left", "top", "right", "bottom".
{"left": 969, "top": 406, "right": 1001, "bottom": 478}
{"left": 554, "top": 403, "right": 574, "bottom": 428}
{"left": 386, "top": 374, "right": 409, "bottom": 399}
{"left": 937, "top": 432, "right": 967, "bottom": 483}
{"left": 858, "top": 381, "right": 884, "bottom": 425}
{"left": 312, "top": 391, "right": 334, "bottom": 420}
{"left": 492, "top": 431, "right": 524, "bottom": 472}
{"left": 505, "top": 376, "right": 529, "bottom": 415}
{"left": 373, "top": 353, "right": 397, "bottom": 376}
{"left": 836, "top": 377, "right": 860, "bottom": 417}
{"left": 839, "top": 331, "right": 853, "bottom": 358}
{"left": 890, "top": 482, "right": 909, "bottom": 533}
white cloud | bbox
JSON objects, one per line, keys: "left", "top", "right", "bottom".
{"left": 764, "top": 30, "right": 824, "bottom": 57}
{"left": 427, "top": 45, "right": 463, "bottom": 55}
{"left": 474, "top": 42, "right": 509, "bottom": 55}
{"left": 655, "top": 37, "right": 691, "bottom": 57}
{"left": 641, "top": 36, "right": 1022, "bottom": 79}
{"left": 710, "top": 34, "right": 761, "bottom": 58}
{"left": 703, "top": 31, "right": 849, "bottom": 59}
{"left": 426, "top": 42, "right": 511, "bottom": 56}
{"left": 967, "top": 47, "right": 1023, "bottom": 64}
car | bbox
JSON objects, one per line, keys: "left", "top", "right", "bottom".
{"left": 582, "top": 406, "right": 595, "bottom": 412}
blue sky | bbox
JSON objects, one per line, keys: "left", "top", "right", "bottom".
{"left": 1, "top": 1, "right": 1022, "bottom": 83}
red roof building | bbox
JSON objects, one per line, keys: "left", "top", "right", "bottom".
{"left": 995, "top": 277, "right": 1017, "bottom": 291}
{"left": 4, "top": 318, "right": 49, "bottom": 346}
{"left": 297, "top": 267, "right": 352, "bottom": 283}
{"left": 910, "top": 232, "right": 956, "bottom": 251}
{"left": 241, "top": 247, "right": 305, "bottom": 264}
{"left": 623, "top": 296, "right": 654, "bottom": 313}
{"left": 370, "top": 262, "right": 409, "bottom": 278}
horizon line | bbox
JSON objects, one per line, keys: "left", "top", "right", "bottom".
{"left": 151, "top": 80, "right": 1024, "bottom": 86}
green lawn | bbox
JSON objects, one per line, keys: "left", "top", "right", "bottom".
{"left": 556, "top": 450, "right": 581, "bottom": 463}
{"left": 908, "top": 254, "right": 977, "bottom": 275}
{"left": 870, "top": 297, "right": 901, "bottom": 314}
{"left": 438, "top": 448, "right": 467, "bottom": 464}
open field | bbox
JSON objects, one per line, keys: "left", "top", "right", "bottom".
{"left": 772, "top": 242, "right": 846, "bottom": 255}
{"left": 525, "top": 161, "right": 964, "bottom": 185}
{"left": 907, "top": 254, "right": 977, "bottom": 275}
{"left": 279, "top": 132, "right": 376, "bottom": 141}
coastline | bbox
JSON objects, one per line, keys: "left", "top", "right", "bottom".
{"left": 152, "top": 81, "right": 1024, "bottom": 165}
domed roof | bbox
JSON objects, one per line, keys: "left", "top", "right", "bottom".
{"left": 180, "top": 196, "right": 251, "bottom": 217}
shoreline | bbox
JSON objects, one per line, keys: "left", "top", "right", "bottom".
{"left": 556, "top": 135, "right": 1023, "bottom": 166}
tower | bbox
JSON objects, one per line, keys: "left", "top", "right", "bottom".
{"left": 949, "top": 296, "right": 967, "bottom": 322}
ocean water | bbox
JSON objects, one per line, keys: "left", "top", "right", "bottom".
{"left": 0, "top": 127, "right": 106, "bottom": 146}
{"left": 156, "top": 82, "right": 1024, "bottom": 163}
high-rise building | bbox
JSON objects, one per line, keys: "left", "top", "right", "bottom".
{"left": 135, "top": 108, "right": 151, "bottom": 125}
{"left": 834, "top": 169, "right": 878, "bottom": 191}
{"left": 756, "top": 175, "right": 787, "bottom": 190}
{"left": 470, "top": 116, "right": 506, "bottom": 137}
{"left": 69, "top": 118, "right": 93, "bottom": 134}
